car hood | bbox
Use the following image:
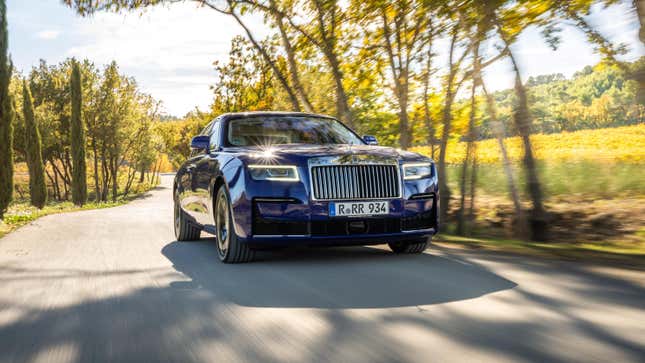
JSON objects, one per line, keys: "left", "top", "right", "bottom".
{"left": 224, "top": 144, "right": 431, "bottom": 164}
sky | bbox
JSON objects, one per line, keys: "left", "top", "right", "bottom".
{"left": 7, "top": 0, "right": 645, "bottom": 117}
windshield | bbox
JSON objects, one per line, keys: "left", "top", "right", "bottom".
{"left": 226, "top": 116, "right": 364, "bottom": 146}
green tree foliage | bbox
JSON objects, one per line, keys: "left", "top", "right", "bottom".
{"left": 211, "top": 36, "right": 277, "bottom": 114}
{"left": 18, "top": 58, "right": 162, "bottom": 203}
{"left": 70, "top": 60, "right": 88, "bottom": 205}
{"left": 155, "top": 109, "right": 208, "bottom": 169}
{"left": 28, "top": 59, "right": 76, "bottom": 201}
{"left": 478, "top": 59, "right": 645, "bottom": 138}
{"left": 3, "top": 59, "right": 163, "bottom": 202}
{"left": 61, "top": 0, "right": 642, "bottom": 241}
{"left": 22, "top": 81, "right": 47, "bottom": 208}
{"left": 0, "top": 0, "right": 13, "bottom": 219}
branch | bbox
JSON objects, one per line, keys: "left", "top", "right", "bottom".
{"left": 456, "top": 44, "right": 509, "bottom": 88}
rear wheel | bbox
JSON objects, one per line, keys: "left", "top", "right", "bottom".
{"left": 174, "top": 193, "right": 202, "bottom": 241}
{"left": 388, "top": 238, "right": 428, "bottom": 254}
{"left": 215, "top": 185, "right": 255, "bottom": 263}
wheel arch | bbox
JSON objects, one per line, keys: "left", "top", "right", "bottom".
{"left": 211, "top": 175, "right": 227, "bottom": 210}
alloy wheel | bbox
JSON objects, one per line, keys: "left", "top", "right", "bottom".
{"left": 216, "top": 192, "right": 230, "bottom": 258}
{"left": 173, "top": 199, "right": 181, "bottom": 238}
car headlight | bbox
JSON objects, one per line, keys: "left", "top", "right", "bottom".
{"left": 402, "top": 162, "right": 433, "bottom": 180}
{"left": 248, "top": 165, "right": 300, "bottom": 182}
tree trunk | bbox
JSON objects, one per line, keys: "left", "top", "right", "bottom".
{"left": 437, "top": 93, "right": 453, "bottom": 225}
{"left": 437, "top": 30, "right": 461, "bottom": 225}
{"left": 45, "top": 165, "right": 58, "bottom": 201}
{"left": 507, "top": 47, "right": 548, "bottom": 241}
{"left": 271, "top": 1, "right": 314, "bottom": 113}
{"left": 123, "top": 166, "right": 136, "bottom": 197}
{"left": 43, "top": 170, "right": 54, "bottom": 200}
{"left": 63, "top": 150, "right": 72, "bottom": 200}
{"left": 325, "top": 49, "right": 353, "bottom": 127}
{"left": 51, "top": 159, "right": 69, "bottom": 201}
{"left": 139, "top": 163, "right": 146, "bottom": 183}
{"left": 101, "top": 147, "right": 109, "bottom": 202}
{"left": 111, "top": 153, "right": 118, "bottom": 202}
{"left": 468, "top": 151, "right": 477, "bottom": 222}
{"left": 92, "top": 137, "right": 101, "bottom": 202}
{"left": 422, "top": 40, "right": 435, "bottom": 158}
{"left": 52, "top": 164, "right": 61, "bottom": 201}
{"left": 456, "top": 76, "right": 478, "bottom": 236}
{"left": 482, "top": 82, "right": 527, "bottom": 237}
{"left": 398, "top": 90, "right": 410, "bottom": 149}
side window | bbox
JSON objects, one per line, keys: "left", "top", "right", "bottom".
{"left": 210, "top": 121, "right": 221, "bottom": 151}
{"left": 200, "top": 122, "right": 213, "bottom": 136}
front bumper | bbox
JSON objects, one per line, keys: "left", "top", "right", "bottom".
{"left": 241, "top": 228, "right": 436, "bottom": 247}
{"left": 238, "top": 195, "right": 438, "bottom": 247}
{"left": 226, "top": 162, "right": 439, "bottom": 246}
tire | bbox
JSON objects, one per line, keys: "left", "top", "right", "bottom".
{"left": 174, "top": 194, "right": 202, "bottom": 241}
{"left": 214, "top": 185, "right": 255, "bottom": 263}
{"left": 388, "top": 238, "right": 428, "bottom": 254}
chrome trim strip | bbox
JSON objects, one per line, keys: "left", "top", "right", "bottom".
{"left": 409, "top": 192, "right": 436, "bottom": 200}
{"left": 254, "top": 197, "right": 301, "bottom": 203}
{"left": 253, "top": 234, "right": 309, "bottom": 238}
{"left": 400, "top": 227, "right": 435, "bottom": 233}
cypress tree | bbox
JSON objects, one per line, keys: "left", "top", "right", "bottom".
{"left": 0, "top": 0, "right": 14, "bottom": 219}
{"left": 70, "top": 60, "right": 87, "bottom": 205}
{"left": 22, "top": 81, "right": 47, "bottom": 208}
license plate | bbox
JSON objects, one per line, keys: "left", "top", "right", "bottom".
{"left": 329, "top": 201, "right": 389, "bottom": 217}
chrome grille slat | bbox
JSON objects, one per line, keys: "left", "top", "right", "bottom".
{"left": 316, "top": 167, "right": 321, "bottom": 199}
{"left": 352, "top": 166, "right": 359, "bottom": 198}
{"left": 311, "top": 164, "right": 399, "bottom": 200}
{"left": 332, "top": 167, "right": 338, "bottom": 198}
{"left": 327, "top": 167, "right": 332, "bottom": 198}
{"left": 387, "top": 166, "right": 393, "bottom": 196}
{"left": 384, "top": 166, "right": 391, "bottom": 197}
{"left": 322, "top": 168, "right": 328, "bottom": 199}
{"left": 312, "top": 168, "right": 318, "bottom": 198}
{"left": 343, "top": 166, "right": 349, "bottom": 198}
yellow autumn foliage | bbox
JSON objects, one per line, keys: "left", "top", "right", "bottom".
{"left": 411, "top": 124, "right": 645, "bottom": 164}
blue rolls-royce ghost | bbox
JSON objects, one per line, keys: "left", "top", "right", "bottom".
{"left": 173, "top": 112, "right": 439, "bottom": 263}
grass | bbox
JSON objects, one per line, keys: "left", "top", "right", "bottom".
{"left": 414, "top": 124, "right": 644, "bottom": 259}
{"left": 434, "top": 232, "right": 645, "bottom": 268}
{"left": 444, "top": 161, "right": 644, "bottom": 198}
{"left": 411, "top": 124, "right": 645, "bottom": 198}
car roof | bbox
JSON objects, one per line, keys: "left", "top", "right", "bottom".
{"left": 219, "top": 111, "right": 337, "bottom": 121}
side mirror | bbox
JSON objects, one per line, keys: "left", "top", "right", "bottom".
{"left": 363, "top": 135, "right": 378, "bottom": 145}
{"left": 190, "top": 135, "right": 210, "bottom": 152}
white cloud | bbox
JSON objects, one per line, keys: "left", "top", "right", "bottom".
{"left": 64, "top": 2, "right": 268, "bottom": 116}
{"left": 36, "top": 29, "right": 61, "bottom": 40}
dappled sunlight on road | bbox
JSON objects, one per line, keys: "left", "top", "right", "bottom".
{"left": 0, "top": 176, "right": 643, "bottom": 362}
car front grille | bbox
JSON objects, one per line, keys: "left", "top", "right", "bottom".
{"left": 311, "top": 164, "right": 400, "bottom": 200}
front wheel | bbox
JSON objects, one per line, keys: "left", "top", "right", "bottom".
{"left": 388, "top": 238, "right": 428, "bottom": 254}
{"left": 214, "top": 185, "right": 255, "bottom": 263}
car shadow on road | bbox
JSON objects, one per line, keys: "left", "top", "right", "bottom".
{"left": 161, "top": 239, "right": 517, "bottom": 309}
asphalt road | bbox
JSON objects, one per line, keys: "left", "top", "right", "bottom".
{"left": 0, "top": 175, "right": 643, "bottom": 363}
